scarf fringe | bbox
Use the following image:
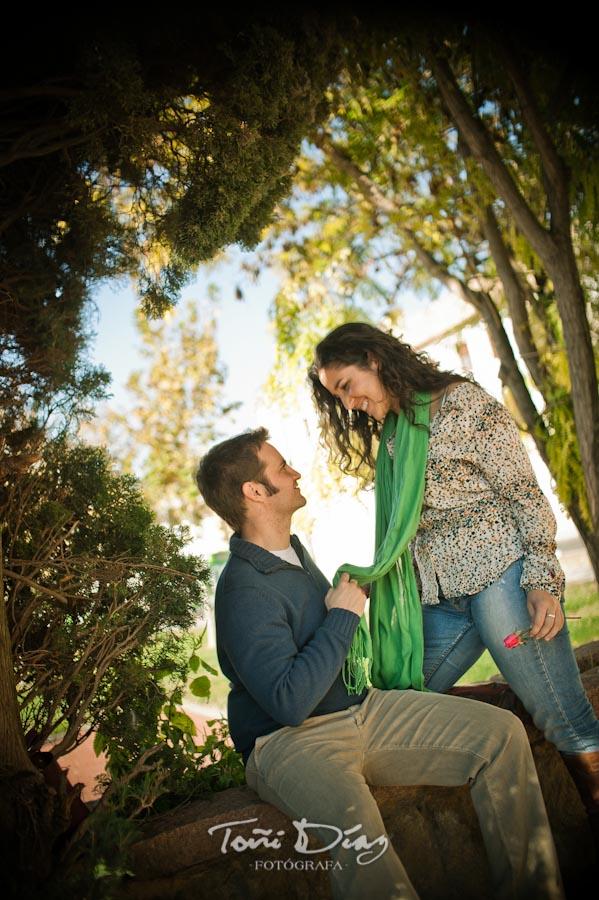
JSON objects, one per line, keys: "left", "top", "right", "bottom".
{"left": 342, "top": 619, "right": 372, "bottom": 694}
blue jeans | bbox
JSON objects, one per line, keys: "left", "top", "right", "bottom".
{"left": 422, "top": 557, "right": 599, "bottom": 754}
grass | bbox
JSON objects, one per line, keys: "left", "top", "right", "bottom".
{"left": 188, "top": 581, "right": 599, "bottom": 710}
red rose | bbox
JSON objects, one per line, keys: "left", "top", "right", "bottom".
{"left": 503, "top": 628, "right": 532, "bottom": 649}
{"left": 503, "top": 633, "right": 521, "bottom": 649}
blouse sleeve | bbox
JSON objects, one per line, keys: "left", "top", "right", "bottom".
{"left": 472, "top": 393, "right": 565, "bottom": 600}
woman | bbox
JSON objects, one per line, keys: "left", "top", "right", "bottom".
{"left": 309, "top": 321, "right": 599, "bottom": 852}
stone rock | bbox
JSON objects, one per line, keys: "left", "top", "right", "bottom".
{"left": 574, "top": 640, "right": 599, "bottom": 674}
{"left": 116, "top": 660, "right": 599, "bottom": 900}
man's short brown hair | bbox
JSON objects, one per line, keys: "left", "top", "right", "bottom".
{"left": 194, "top": 427, "right": 270, "bottom": 533}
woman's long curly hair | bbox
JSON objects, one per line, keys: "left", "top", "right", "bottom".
{"left": 308, "top": 322, "right": 471, "bottom": 485}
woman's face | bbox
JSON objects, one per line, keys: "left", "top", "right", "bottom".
{"left": 318, "top": 360, "right": 397, "bottom": 422}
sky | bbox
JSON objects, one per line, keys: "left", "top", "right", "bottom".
{"left": 88, "top": 250, "right": 370, "bottom": 576}
{"left": 88, "top": 249, "right": 380, "bottom": 577}
{"left": 89, "top": 248, "right": 278, "bottom": 431}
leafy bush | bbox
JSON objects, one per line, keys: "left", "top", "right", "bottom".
{"left": 5, "top": 436, "right": 243, "bottom": 811}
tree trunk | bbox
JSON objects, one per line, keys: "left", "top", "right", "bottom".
{"left": 565, "top": 499, "right": 599, "bottom": 586}
{"left": 429, "top": 47, "right": 599, "bottom": 552}
{"left": 0, "top": 549, "right": 35, "bottom": 773}
{"left": 548, "top": 256, "right": 599, "bottom": 532}
{"left": 0, "top": 543, "right": 69, "bottom": 897}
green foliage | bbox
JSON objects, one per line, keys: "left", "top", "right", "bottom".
{"left": 42, "top": 805, "right": 140, "bottom": 900}
{"left": 562, "top": 582, "right": 599, "bottom": 647}
{"left": 189, "top": 675, "right": 212, "bottom": 699}
{"left": 186, "top": 643, "right": 230, "bottom": 713}
{"left": 1, "top": 12, "right": 348, "bottom": 409}
{"left": 5, "top": 436, "right": 210, "bottom": 759}
{"left": 3, "top": 428, "right": 244, "bottom": 877}
{"left": 42, "top": 705, "right": 244, "bottom": 895}
{"left": 543, "top": 399, "right": 591, "bottom": 527}
{"left": 199, "top": 718, "right": 246, "bottom": 790}
{"left": 96, "top": 641, "right": 245, "bottom": 820}
{"left": 254, "top": 23, "right": 599, "bottom": 572}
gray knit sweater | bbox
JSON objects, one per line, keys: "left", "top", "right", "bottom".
{"left": 215, "top": 533, "right": 367, "bottom": 763}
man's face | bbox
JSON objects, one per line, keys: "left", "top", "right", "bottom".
{"left": 256, "top": 442, "right": 307, "bottom": 515}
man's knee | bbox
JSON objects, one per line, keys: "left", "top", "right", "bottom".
{"left": 481, "top": 704, "right": 531, "bottom": 754}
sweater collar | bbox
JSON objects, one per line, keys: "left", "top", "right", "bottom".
{"left": 229, "top": 532, "right": 305, "bottom": 573}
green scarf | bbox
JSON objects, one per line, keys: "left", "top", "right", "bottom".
{"left": 333, "top": 393, "right": 430, "bottom": 694}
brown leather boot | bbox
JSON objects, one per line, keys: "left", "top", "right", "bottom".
{"left": 560, "top": 750, "right": 599, "bottom": 859}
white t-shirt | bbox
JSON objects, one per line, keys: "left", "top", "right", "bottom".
{"left": 270, "top": 545, "right": 303, "bottom": 568}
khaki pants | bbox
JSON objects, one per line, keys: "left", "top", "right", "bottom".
{"left": 245, "top": 688, "right": 564, "bottom": 900}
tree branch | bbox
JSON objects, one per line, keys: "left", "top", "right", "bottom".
{"left": 425, "top": 48, "right": 556, "bottom": 262}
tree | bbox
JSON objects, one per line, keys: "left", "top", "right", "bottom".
{"left": 82, "top": 293, "right": 237, "bottom": 525}
{"left": 0, "top": 11, "right": 349, "bottom": 397}
{"left": 0, "top": 14, "right": 350, "bottom": 893}
{"left": 256, "top": 19, "right": 599, "bottom": 580}
{"left": 1, "top": 435, "right": 214, "bottom": 895}
{"left": 0, "top": 7, "right": 352, "bottom": 565}
{"left": 3, "top": 11, "right": 598, "bottom": 892}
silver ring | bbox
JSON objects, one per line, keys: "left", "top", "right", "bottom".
{"left": 546, "top": 613, "right": 556, "bottom": 618}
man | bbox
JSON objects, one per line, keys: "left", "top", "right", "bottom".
{"left": 194, "top": 427, "right": 564, "bottom": 900}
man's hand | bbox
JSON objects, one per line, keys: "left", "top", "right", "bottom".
{"left": 325, "top": 572, "right": 367, "bottom": 617}
{"left": 527, "top": 588, "right": 564, "bottom": 640}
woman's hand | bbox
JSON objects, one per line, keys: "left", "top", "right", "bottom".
{"left": 526, "top": 588, "right": 564, "bottom": 640}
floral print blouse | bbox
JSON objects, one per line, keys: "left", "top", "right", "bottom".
{"left": 388, "top": 381, "right": 565, "bottom": 605}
